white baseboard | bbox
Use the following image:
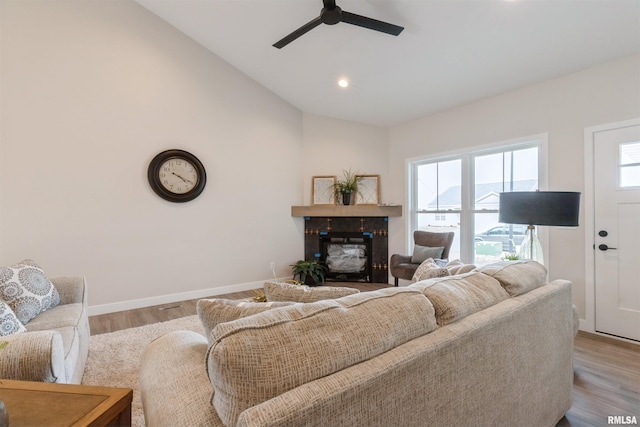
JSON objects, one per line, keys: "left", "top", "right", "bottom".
{"left": 88, "top": 277, "right": 285, "bottom": 316}
{"left": 578, "top": 318, "right": 640, "bottom": 345}
{"left": 579, "top": 318, "right": 589, "bottom": 332}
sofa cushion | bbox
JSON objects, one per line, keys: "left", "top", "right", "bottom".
{"left": 445, "top": 259, "right": 477, "bottom": 275}
{"left": 263, "top": 281, "right": 359, "bottom": 303}
{"left": 197, "top": 298, "right": 297, "bottom": 345}
{"left": 207, "top": 287, "right": 437, "bottom": 427}
{"left": 0, "top": 260, "right": 60, "bottom": 324}
{"left": 411, "top": 258, "right": 451, "bottom": 283}
{"left": 410, "top": 272, "right": 509, "bottom": 326}
{"left": 410, "top": 245, "right": 444, "bottom": 263}
{"left": 25, "top": 303, "right": 84, "bottom": 331}
{"left": 474, "top": 260, "right": 547, "bottom": 296}
{"left": 0, "top": 301, "right": 27, "bottom": 336}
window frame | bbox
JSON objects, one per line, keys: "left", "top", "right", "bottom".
{"left": 619, "top": 141, "right": 640, "bottom": 189}
{"left": 406, "top": 134, "right": 548, "bottom": 263}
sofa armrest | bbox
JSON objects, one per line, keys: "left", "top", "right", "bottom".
{"left": 0, "top": 330, "right": 66, "bottom": 382}
{"left": 140, "top": 331, "right": 223, "bottom": 427}
{"left": 50, "top": 276, "right": 87, "bottom": 305}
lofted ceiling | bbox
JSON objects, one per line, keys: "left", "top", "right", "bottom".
{"left": 135, "top": 0, "right": 640, "bottom": 127}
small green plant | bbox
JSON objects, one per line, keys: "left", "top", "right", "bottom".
{"left": 290, "top": 260, "right": 327, "bottom": 286}
{"left": 0, "top": 341, "right": 8, "bottom": 351}
{"left": 333, "top": 169, "right": 363, "bottom": 196}
{"left": 502, "top": 253, "right": 519, "bottom": 261}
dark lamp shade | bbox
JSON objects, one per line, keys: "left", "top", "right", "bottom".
{"left": 499, "top": 192, "right": 581, "bottom": 226}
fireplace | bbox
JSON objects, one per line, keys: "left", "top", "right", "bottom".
{"left": 302, "top": 216, "right": 389, "bottom": 283}
{"left": 320, "top": 232, "right": 372, "bottom": 281}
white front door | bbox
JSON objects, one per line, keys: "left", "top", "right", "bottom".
{"left": 594, "top": 122, "right": 640, "bottom": 342}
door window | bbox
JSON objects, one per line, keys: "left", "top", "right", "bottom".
{"left": 620, "top": 141, "right": 640, "bottom": 188}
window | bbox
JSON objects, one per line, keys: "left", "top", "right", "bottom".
{"left": 413, "top": 159, "right": 462, "bottom": 259}
{"left": 409, "top": 136, "right": 544, "bottom": 265}
{"left": 620, "top": 141, "right": 640, "bottom": 188}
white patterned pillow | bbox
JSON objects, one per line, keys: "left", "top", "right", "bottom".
{"left": 0, "top": 260, "right": 60, "bottom": 325}
{"left": 0, "top": 301, "right": 27, "bottom": 336}
{"left": 411, "top": 258, "right": 451, "bottom": 283}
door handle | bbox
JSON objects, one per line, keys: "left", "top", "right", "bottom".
{"left": 598, "top": 244, "right": 617, "bottom": 251}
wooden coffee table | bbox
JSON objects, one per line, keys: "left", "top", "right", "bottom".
{"left": 0, "top": 379, "right": 133, "bottom": 426}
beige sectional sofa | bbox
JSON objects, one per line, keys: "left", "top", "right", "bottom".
{"left": 140, "top": 261, "right": 576, "bottom": 427}
{"left": 0, "top": 276, "right": 90, "bottom": 384}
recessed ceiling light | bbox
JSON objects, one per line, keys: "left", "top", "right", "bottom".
{"left": 338, "top": 79, "right": 349, "bottom": 88}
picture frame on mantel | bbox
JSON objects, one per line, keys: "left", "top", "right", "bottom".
{"left": 356, "top": 175, "right": 380, "bottom": 205}
{"left": 312, "top": 176, "right": 336, "bottom": 205}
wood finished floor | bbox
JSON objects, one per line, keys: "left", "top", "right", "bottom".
{"left": 89, "top": 283, "right": 640, "bottom": 427}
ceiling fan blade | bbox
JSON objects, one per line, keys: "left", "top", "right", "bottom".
{"left": 273, "top": 17, "right": 323, "bottom": 49}
{"left": 341, "top": 11, "right": 404, "bottom": 36}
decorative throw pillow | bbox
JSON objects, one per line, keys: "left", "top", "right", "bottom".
{"left": 474, "top": 260, "right": 547, "bottom": 296}
{"left": 0, "top": 260, "right": 60, "bottom": 325}
{"left": 411, "top": 258, "right": 451, "bottom": 283}
{"left": 197, "top": 298, "right": 297, "bottom": 345}
{"left": 263, "top": 281, "right": 359, "bottom": 303}
{"left": 410, "top": 245, "right": 445, "bottom": 264}
{"left": 0, "top": 301, "right": 27, "bottom": 336}
{"left": 446, "top": 259, "right": 477, "bottom": 275}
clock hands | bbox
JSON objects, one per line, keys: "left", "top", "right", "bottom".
{"left": 172, "top": 172, "right": 194, "bottom": 185}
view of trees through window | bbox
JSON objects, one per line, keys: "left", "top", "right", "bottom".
{"left": 411, "top": 141, "right": 541, "bottom": 266}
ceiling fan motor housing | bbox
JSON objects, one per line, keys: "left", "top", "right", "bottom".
{"left": 321, "top": 6, "right": 342, "bottom": 25}
{"left": 272, "top": 0, "right": 404, "bottom": 49}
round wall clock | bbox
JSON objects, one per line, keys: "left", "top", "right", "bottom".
{"left": 147, "top": 149, "right": 206, "bottom": 203}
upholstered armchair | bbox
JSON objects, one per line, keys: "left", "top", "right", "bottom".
{"left": 390, "top": 231, "right": 455, "bottom": 286}
{"left": 0, "top": 276, "right": 90, "bottom": 383}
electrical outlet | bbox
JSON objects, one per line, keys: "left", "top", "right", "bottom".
{"left": 270, "top": 261, "right": 276, "bottom": 270}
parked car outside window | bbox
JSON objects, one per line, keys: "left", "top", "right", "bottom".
{"left": 474, "top": 225, "right": 528, "bottom": 252}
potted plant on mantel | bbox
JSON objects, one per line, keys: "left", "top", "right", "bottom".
{"left": 290, "top": 260, "right": 327, "bottom": 287}
{"left": 334, "top": 169, "right": 363, "bottom": 206}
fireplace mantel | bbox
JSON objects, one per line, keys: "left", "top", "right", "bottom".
{"left": 291, "top": 205, "right": 402, "bottom": 217}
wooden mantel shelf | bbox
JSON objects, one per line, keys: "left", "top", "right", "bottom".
{"left": 291, "top": 205, "right": 402, "bottom": 217}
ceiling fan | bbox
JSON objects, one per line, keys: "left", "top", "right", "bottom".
{"left": 273, "top": 0, "right": 404, "bottom": 49}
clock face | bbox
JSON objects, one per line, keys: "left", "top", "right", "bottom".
{"left": 148, "top": 150, "right": 206, "bottom": 202}
{"left": 158, "top": 158, "right": 198, "bottom": 194}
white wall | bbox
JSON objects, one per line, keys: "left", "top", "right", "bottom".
{"left": 388, "top": 54, "right": 640, "bottom": 319}
{"left": 301, "top": 113, "right": 391, "bottom": 204}
{"left": 0, "top": 0, "right": 305, "bottom": 313}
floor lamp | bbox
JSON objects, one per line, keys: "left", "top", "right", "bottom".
{"left": 498, "top": 191, "right": 581, "bottom": 265}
